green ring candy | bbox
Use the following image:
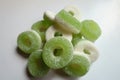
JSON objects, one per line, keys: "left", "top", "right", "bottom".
{"left": 72, "top": 33, "right": 82, "bottom": 46}
{"left": 31, "top": 20, "right": 52, "bottom": 42}
{"left": 55, "top": 10, "right": 81, "bottom": 34}
{"left": 81, "top": 20, "right": 101, "bottom": 42}
{"left": 42, "top": 37, "right": 73, "bottom": 69}
{"left": 17, "top": 30, "right": 42, "bottom": 54}
{"left": 63, "top": 51, "right": 90, "bottom": 77}
{"left": 28, "top": 50, "right": 49, "bottom": 77}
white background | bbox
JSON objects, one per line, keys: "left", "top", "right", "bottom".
{"left": 0, "top": 0, "right": 120, "bottom": 80}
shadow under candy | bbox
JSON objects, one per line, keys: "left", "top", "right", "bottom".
{"left": 54, "top": 69, "right": 80, "bottom": 80}
{"left": 16, "top": 47, "right": 29, "bottom": 59}
{"left": 16, "top": 47, "right": 81, "bottom": 80}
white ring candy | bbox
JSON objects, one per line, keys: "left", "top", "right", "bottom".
{"left": 64, "top": 5, "right": 81, "bottom": 21}
{"left": 46, "top": 26, "right": 72, "bottom": 42}
{"left": 74, "top": 40, "right": 99, "bottom": 63}
{"left": 73, "top": 51, "right": 91, "bottom": 63}
{"left": 44, "top": 10, "right": 56, "bottom": 21}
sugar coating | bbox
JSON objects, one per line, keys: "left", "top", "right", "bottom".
{"left": 81, "top": 20, "right": 101, "bottom": 42}
{"left": 55, "top": 10, "right": 81, "bottom": 34}
{"left": 74, "top": 39, "right": 99, "bottom": 63}
{"left": 42, "top": 37, "right": 73, "bottom": 69}
{"left": 64, "top": 5, "right": 81, "bottom": 21}
{"left": 44, "top": 10, "right": 56, "bottom": 21}
{"left": 46, "top": 26, "right": 72, "bottom": 42}
{"left": 28, "top": 50, "right": 49, "bottom": 77}
{"left": 17, "top": 30, "right": 42, "bottom": 54}
{"left": 63, "top": 51, "right": 90, "bottom": 77}
{"left": 31, "top": 20, "right": 51, "bottom": 42}
{"left": 17, "top": 5, "right": 101, "bottom": 78}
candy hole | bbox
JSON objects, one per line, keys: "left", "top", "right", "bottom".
{"left": 53, "top": 48, "right": 63, "bottom": 56}
{"left": 54, "top": 32, "right": 63, "bottom": 37}
{"left": 69, "top": 63, "right": 81, "bottom": 70}
{"left": 68, "top": 11, "right": 74, "bottom": 16}
{"left": 23, "top": 37, "right": 31, "bottom": 47}
{"left": 84, "top": 49, "right": 90, "bottom": 55}
{"left": 39, "top": 26, "right": 46, "bottom": 32}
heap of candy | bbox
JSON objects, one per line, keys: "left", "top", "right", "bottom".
{"left": 17, "top": 5, "right": 101, "bottom": 77}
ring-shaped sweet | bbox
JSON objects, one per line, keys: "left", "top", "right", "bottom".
{"left": 28, "top": 50, "right": 49, "bottom": 77}
{"left": 63, "top": 51, "right": 91, "bottom": 77}
{"left": 46, "top": 26, "right": 72, "bottom": 42}
{"left": 74, "top": 39, "right": 99, "bottom": 63}
{"left": 64, "top": 5, "right": 81, "bottom": 21}
{"left": 17, "top": 30, "right": 42, "bottom": 54}
{"left": 42, "top": 37, "right": 73, "bottom": 69}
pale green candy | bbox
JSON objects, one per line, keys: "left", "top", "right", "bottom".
{"left": 63, "top": 52, "right": 91, "bottom": 77}
{"left": 28, "top": 50, "right": 49, "bottom": 77}
{"left": 55, "top": 10, "right": 81, "bottom": 34}
{"left": 81, "top": 20, "right": 101, "bottom": 42}
{"left": 72, "top": 33, "right": 82, "bottom": 46}
{"left": 42, "top": 37, "right": 73, "bottom": 69}
{"left": 31, "top": 20, "right": 52, "bottom": 43}
{"left": 17, "top": 30, "right": 42, "bottom": 54}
